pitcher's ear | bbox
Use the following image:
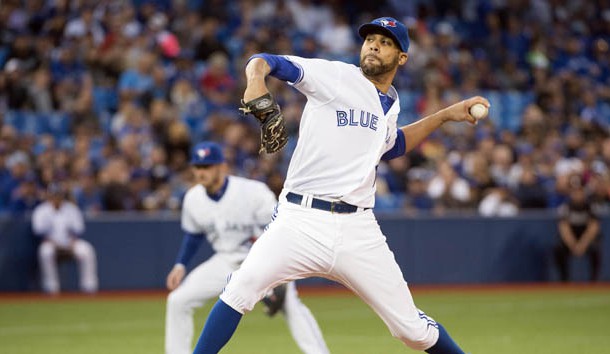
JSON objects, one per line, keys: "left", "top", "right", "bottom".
{"left": 399, "top": 53, "right": 408, "bottom": 65}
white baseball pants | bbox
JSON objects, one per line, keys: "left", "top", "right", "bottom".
{"left": 165, "top": 253, "right": 329, "bottom": 354}
{"left": 220, "top": 200, "right": 440, "bottom": 351}
{"left": 38, "top": 239, "right": 98, "bottom": 294}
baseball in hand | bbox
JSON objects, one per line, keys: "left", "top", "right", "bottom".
{"left": 469, "top": 103, "right": 488, "bottom": 120}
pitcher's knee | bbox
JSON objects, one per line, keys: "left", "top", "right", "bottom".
{"left": 232, "top": 269, "right": 271, "bottom": 296}
{"left": 393, "top": 328, "right": 437, "bottom": 351}
{"left": 221, "top": 273, "right": 269, "bottom": 313}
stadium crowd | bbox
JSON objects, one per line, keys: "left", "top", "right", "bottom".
{"left": 0, "top": 0, "right": 609, "bottom": 216}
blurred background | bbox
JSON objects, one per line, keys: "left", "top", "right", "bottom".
{"left": 0, "top": 0, "right": 609, "bottom": 291}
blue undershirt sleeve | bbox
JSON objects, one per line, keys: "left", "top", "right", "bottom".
{"left": 249, "top": 53, "right": 301, "bottom": 83}
{"left": 175, "top": 232, "right": 205, "bottom": 267}
{"left": 381, "top": 129, "right": 406, "bottom": 161}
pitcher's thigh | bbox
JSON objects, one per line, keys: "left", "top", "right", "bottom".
{"left": 221, "top": 222, "right": 326, "bottom": 313}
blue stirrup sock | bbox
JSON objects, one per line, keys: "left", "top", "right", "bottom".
{"left": 192, "top": 299, "right": 243, "bottom": 354}
{"left": 425, "top": 323, "right": 465, "bottom": 354}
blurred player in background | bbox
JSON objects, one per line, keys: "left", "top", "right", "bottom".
{"left": 32, "top": 182, "right": 98, "bottom": 294}
{"left": 164, "top": 141, "right": 329, "bottom": 354}
{"left": 191, "top": 17, "right": 489, "bottom": 354}
{"left": 554, "top": 175, "right": 602, "bottom": 282}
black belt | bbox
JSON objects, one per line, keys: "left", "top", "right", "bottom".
{"left": 286, "top": 192, "right": 362, "bottom": 214}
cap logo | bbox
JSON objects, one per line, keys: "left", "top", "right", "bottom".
{"left": 379, "top": 19, "right": 396, "bottom": 27}
{"left": 197, "top": 148, "right": 210, "bottom": 158}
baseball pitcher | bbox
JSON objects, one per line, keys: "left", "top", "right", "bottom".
{"left": 164, "top": 142, "right": 329, "bottom": 354}
{"left": 192, "top": 17, "right": 489, "bottom": 354}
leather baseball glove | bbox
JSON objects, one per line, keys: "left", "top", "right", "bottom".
{"left": 261, "top": 283, "right": 287, "bottom": 317}
{"left": 240, "top": 93, "right": 288, "bottom": 154}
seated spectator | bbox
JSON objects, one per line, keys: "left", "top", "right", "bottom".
{"left": 478, "top": 186, "right": 519, "bottom": 217}
{"left": 32, "top": 183, "right": 98, "bottom": 294}
{"left": 63, "top": 4, "right": 104, "bottom": 45}
{"left": 589, "top": 171, "right": 610, "bottom": 215}
{"left": 404, "top": 168, "right": 434, "bottom": 213}
{"left": 377, "top": 157, "right": 408, "bottom": 195}
{"left": 427, "top": 159, "right": 472, "bottom": 212}
{"left": 193, "top": 17, "right": 230, "bottom": 62}
{"left": 3, "top": 58, "right": 31, "bottom": 110}
{"left": 163, "top": 120, "right": 192, "bottom": 171}
{"left": 147, "top": 144, "right": 172, "bottom": 189}
{"left": 148, "top": 12, "right": 181, "bottom": 61}
{"left": 117, "top": 51, "right": 156, "bottom": 105}
{"left": 514, "top": 166, "right": 547, "bottom": 209}
{"left": 490, "top": 144, "right": 516, "bottom": 188}
{"left": 27, "top": 67, "right": 53, "bottom": 113}
{"left": 72, "top": 169, "right": 103, "bottom": 214}
{"left": 0, "top": 151, "right": 32, "bottom": 208}
{"left": 553, "top": 176, "right": 602, "bottom": 282}
{"left": 170, "top": 78, "right": 204, "bottom": 121}
{"left": 316, "top": 13, "right": 355, "bottom": 60}
{"left": 462, "top": 151, "right": 496, "bottom": 204}
{"left": 99, "top": 156, "right": 135, "bottom": 211}
{"left": 129, "top": 168, "right": 152, "bottom": 210}
{"left": 199, "top": 51, "right": 236, "bottom": 110}
{"left": 549, "top": 158, "right": 584, "bottom": 208}
{"left": 7, "top": 172, "right": 41, "bottom": 214}
{"left": 375, "top": 158, "right": 409, "bottom": 211}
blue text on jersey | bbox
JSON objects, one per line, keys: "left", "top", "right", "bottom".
{"left": 336, "top": 110, "right": 378, "bottom": 130}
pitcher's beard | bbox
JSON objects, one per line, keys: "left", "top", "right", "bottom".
{"left": 361, "top": 55, "right": 398, "bottom": 77}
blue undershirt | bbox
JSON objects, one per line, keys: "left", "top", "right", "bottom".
{"left": 376, "top": 89, "right": 406, "bottom": 161}
{"left": 249, "top": 54, "right": 301, "bottom": 83}
{"left": 175, "top": 232, "right": 204, "bottom": 266}
{"left": 381, "top": 129, "right": 405, "bottom": 161}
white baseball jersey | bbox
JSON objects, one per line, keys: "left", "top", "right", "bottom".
{"left": 166, "top": 175, "right": 329, "bottom": 354}
{"left": 283, "top": 56, "right": 400, "bottom": 208}
{"left": 181, "top": 175, "right": 276, "bottom": 256}
{"left": 32, "top": 201, "right": 85, "bottom": 248}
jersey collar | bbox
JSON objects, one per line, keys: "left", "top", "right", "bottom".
{"left": 376, "top": 88, "right": 396, "bottom": 115}
{"left": 206, "top": 177, "right": 229, "bottom": 201}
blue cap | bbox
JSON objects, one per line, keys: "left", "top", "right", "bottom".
{"left": 358, "top": 17, "right": 410, "bottom": 52}
{"left": 190, "top": 142, "right": 225, "bottom": 166}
